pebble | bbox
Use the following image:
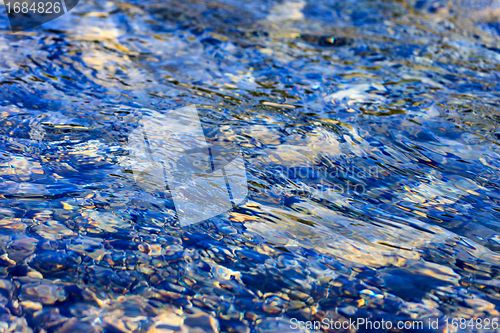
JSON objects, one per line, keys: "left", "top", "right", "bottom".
{"left": 0, "top": 279, "right": 15, "bottom": 299}
{"left": 19, "top": 284, "right": 67, "bottom": 305}
{"left": 184, "top": 313, "right": 219, "bottom": 333}
{"left": 147, "top": 313, "right": 187, "bottom": 333}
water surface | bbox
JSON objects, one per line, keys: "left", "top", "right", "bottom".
{"left": 0, "top": 0, "right": 500, "bottom": 331}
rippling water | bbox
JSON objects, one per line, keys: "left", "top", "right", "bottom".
{"left": 0, "top": 0, "right": 500, "bottom": 331}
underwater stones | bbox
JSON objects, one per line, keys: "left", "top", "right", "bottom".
{"left": 313, "top": 310, "right": 354, "bottom": 333}
{"left": 38, "top": 239, "right": 67, "bottom": 252}
{"left": 64, "top": 285, "right": 104, "bottom": 308}
{"left": 29, "top": 251, "right": 80, "bottom": 276}
{"left": 220, "top": 320, "right": 250, "bottom": 333}
{"left": 147, "top": 313, "right": 187, "bottom": 333}
{"left": 19, "top": 283, "right": 67, "bottom": 305}
{"left": 105, "top": 239, "right": 141, "bottom": 251}
{"left": 287, "top": 290, "right": 310, "bottom": 302}
{"left": 2, "top": 0, "right": 500, "bottom": 329}
{"left": 55, "top": 318, "right": 104, "bottom": 333}
{"left": 0, "top": 218, "right": 28, "bottom": 234}
{"left": 147, "top": 272, "right": 169, "bottom": 287}
{"left": 68, "top": 301, "right": 153, "bottom": 332}
{"left": 33, "top": 220, "right": 75, "bottom": 240}
{"left": 67, "top": 237, "right": 106, "bottom": 261}
{"left": 0, "top": 314, "right": 32, "bottom": 333}
{"left": 93, "top": 269, "right": 139, "bottom": 294}
{"left": 30, "top": 307, "right": 69, "bottom": 331}
{"left": 139, "top": 243, "right": 164, "bottom": 256}
{"left": 103, "top": 316, "right": 145, "bottom": 333}
{"left": 101, "top": 251, "right": 132, "bottom": 268}
{"left": 67, "top": 303, "right": 101, "bottom": 320}
{"left": 243, "top": 311, "right": 260, "bottom": 325}
{"left": 184, "top": 313, "right": 219, "bottom": 333}
{"left": 83, "top": 210, "right": 133, "bottom": 234}
{"left": 26, "top": 271, "right": 43, "bottom": 280}
{"left": 162, "top": 244, "right": 185, "bottom": 259}
{"left": 286, "top": 305, "right": 319, "bottom": 322}
{"left": 19, "top": 300, "right": 43, "bottom": 312}
{"left": 287, "top": 300, "right": 307, "bottom": 311}
{"left": 190, "top": 295, "right": 220, "bottom": 312}
{"left": 0, "top": 254, "right": 16, "bottom": 269}
{"left": 218, "top": 307, "right": 244, "bottom": 324}
{"left": 0, "top": 279, "right": 15, "bottom": 299}
{"left": 6, "top": 236, "right": 38, "bottom": 263}
{"left": 262, "top": 295, "right": 288, "bottom": 315}
{"left": 111, "top": 296, "right": 158, "bottom": 318}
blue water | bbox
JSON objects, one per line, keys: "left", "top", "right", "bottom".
{"left": 0, "top": 0, "right": 500, "bottom": 331}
